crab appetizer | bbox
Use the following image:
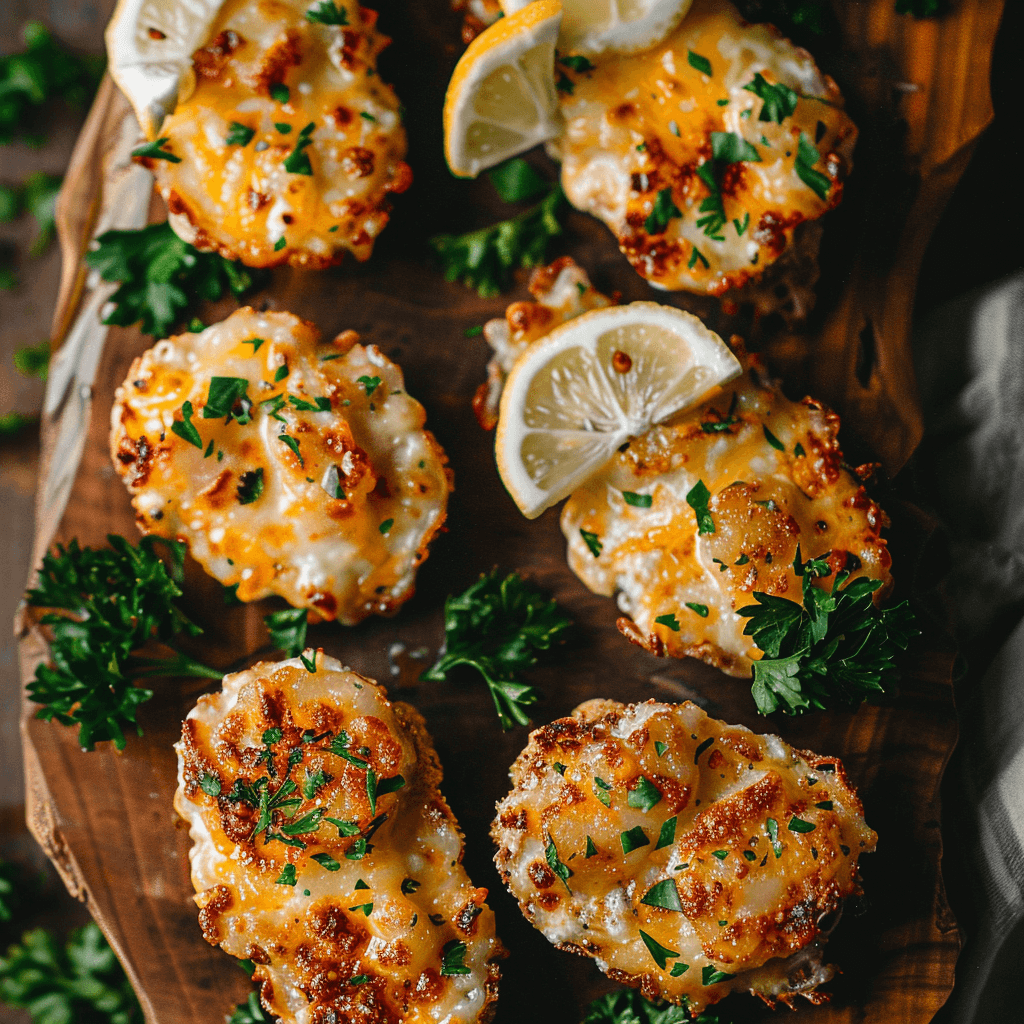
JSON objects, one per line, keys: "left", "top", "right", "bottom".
{"left": 176, "top": 653, "right": 503, "bottom": 1024}
{"left": 493, "top": 698, "right": 876, "bottom": 1014}
{"left": 110, "top": 307, "right": 451, "bottom": 624}
{"left": 111, "top": 0, "right": 411, "bottom": 268}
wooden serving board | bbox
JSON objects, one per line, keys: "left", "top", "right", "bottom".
{"left": 17, "top": 1, "right": 1003, "bottom": 1022}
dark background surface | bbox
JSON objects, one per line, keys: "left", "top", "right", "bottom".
{"left": 1, "top": 1, "right": 1022, "bottom": 1022}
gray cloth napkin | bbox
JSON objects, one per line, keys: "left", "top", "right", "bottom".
{"left": 913, "top": 273, "right": 1024, "bottom": 1022}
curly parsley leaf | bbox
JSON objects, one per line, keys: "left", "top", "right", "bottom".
{"left": 0, "top": 22, "right": 104, "bottom": 146}
{"left": 0, "top": 922, "right": 141, "bottom": 1024}
{"left": 738, "top": 547, "right": 918, "bottom": 715}
{"left": 743, "top": 72, "right": 798, "bottom": 123}
{"left": 422, "top": 570, "right": 571, "bottom": 730}
{"left": 85, "top": 222, "right": 266, "bottom": 337}
{"left": 429, "top": 185, "right": 564, "bottom": 297}
{"left": 24, "top": 535, "right": 221, "bottom": 750}
{"left": 581, "top": 989, "right": 730, "bottom": 1024}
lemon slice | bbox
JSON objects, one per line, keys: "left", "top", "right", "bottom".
{"left": 495, "top": 302, "right": 741, "bottom": 518}
{"left": 444, "top": 0, "right": 563, "bottom": 178}
{"left": 106, "top": 0, "right": 224, "bottom": 139}
{"left": 500, "top": 0, "right": 692, "bottom": 56}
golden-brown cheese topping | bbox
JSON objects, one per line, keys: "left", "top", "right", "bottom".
{"left": 175, "top": 653, "right": 502, "bottom": 1024}
{"left": 561, "top": 359, "right": 891, "bottom": 675}
{"left": 551, "top": 0, "right": 856, "bottom": 305}
{"left": 110, "top": 307, "right": 451, "bottom": 624}
{"left": 492, "top": 698, "right": 876, "bottom": 1014}
{"left": 144, "top": 0, "right": 411, "bottom": 268}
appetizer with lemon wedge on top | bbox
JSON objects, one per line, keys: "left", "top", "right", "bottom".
{"left": 107, "top": 0, "right": 411, "bottom": 267}
{"left": 488, "top": 260, "right": 913, "bottom": 712}
{"left": 110, "top": 308, "right": 452, "bottom": 624}
{"left": 443, "top": 0, "right": 855, "bottom": 316}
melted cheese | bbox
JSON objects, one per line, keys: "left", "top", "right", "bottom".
{"left": 110, "top": 308, "right": 451, "bottom": 624}
{"left": 561, "top": 362, "right": 892, "bottom": 675}
{"left": 550, "top": 0, "right": 856, "bottom": 303}
{"left": 492, "top": 698, "right": 875, "bottom": 1014}
{"left": 175, "top": 654, "right": 503, "bottom": 1024}
{"left": 146, "top": 0, "right": 411, "bottom": 268}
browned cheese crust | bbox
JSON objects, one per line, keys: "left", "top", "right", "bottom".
{"left": 176, "top": 654, "right": 503, "bottom": 1024}
{"left": 492, "top": 698, "right": 876, "bottom": 1014}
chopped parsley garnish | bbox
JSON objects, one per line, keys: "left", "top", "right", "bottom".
{"left": 816, "top": 800, "right": 834, "bottom": 810}
{"left": 762, "top": 424, "right": 785, "bottom": 451}
{"left": 739, "top": 547, "right": 917, "bottom": 714}
{"left": 560, "top": 54, "right": 595, "bottom": 73}
{"left": 711, "top": 849, "right": 729, "bottom": 860}
{"left": 306, "top": 0, "right": 349, "bottom": 23}
{"left": 545, "top": 835, "right": 573, "bottom": 891}
{"left": 283, "top": 122, "right": 315, "bottom": 175}
{"left": 204, "top": 377, "right": 252, "bottom": 422}
{"left": 620, "top": 826, "right": 649, "bottom": 854}
{"left": 734, "top": 212, "right": 750, "bottom": 235}
{"left": 622, "top": 490, "right": 652, "bottom": 508}
{"left": 349, "top": 975, "right": 369, "bottom": 986}
{"left": 670, "top": 963, "right": 690, "bottom": 977}
{"left": 269, "top": 83, "right": 290, "bottom": 103}
{"left": 422, "top": 570, "right": 570, "bottom": 730}
{"left": 644, "top": 187, "right": 681, "bottom": 235}
{"left": 710, "top": 131, "right": 761, "bottom": 164}
{"left": 199, "top": 773, "right": 221, "bottom": 796}
{"left": 743, "top": 72, "right": 799, "bottom": 123}
{"left": 701, "top": 965, "right": 734, "bottom": 986}
{"left": 172, "top": 400, "right": 202, "bottom": 448}
{"left": 641, "top": 878, "right": 683, "bottom": 911}
{"left": 311, "top": 853, "right": 341, "bottom": 871}
{"left": 430, "top": 185, "right": 564, "bottom": 297}
{"left": 688, "top": 246, "right": 709, "bottom": 269}
{"left": 638, "top": 930, "right": 679, "bottom": 969}
{"left": 132, "top": 137, "right": 180, "bottom": 163}
{"left": 264, "top": 607, "right": 308, "bottom": 657}
{"left": 654, "top": 613, "right": 680, "bottom": 631}
{"left": 348, "top": 902, "right": 373, "bottom": 916}
{"left": 226, "top": 122, "right": 255, "bottom": 146}
{"left": 585, "top": 836, "right": 598, "bottom": 858}
{"left": 440, "top": 940, "right": 471, "bottom": 976}
{"left": 326, "top": 817, "right": 361, "bottom": 837}
{"left": 580, "top": 529, "right": 603, "bottom": 557}
{"left": 85, "top": 222, "right": 264, "bottom": 337}
{"left": 686, "top": 480, "right": 715, "bottom": 534}
{"left": 288, "top": 394, "right": 331, "bottom": 412}
{"left": 275, "top": 122, "right": 292, "bottom": 134}
{"left": 594, "top": 776, "right": 612, "bottom": 807}
{"left": 357, "top": 375, "right": 381, "bottom": 396}
{"left": 274, "top": 237, "right": 287, "bottom": 252}
{"left": 301, "top": 770, "right": 330, "bottom": 800}
{"left": 685, "top": 602, "right": 709, "bottom": 617}
{"left": 627, "top": 776, "right": 662, "bottom": 812}
{"left": 275, "top": 864, "right": 297, "bottom": 886}
{"left": 580, "top": 989, "right": 696, "bottom": 1024}
{"left": 237, "top": 468, "right": 265, "bottom": 504}
{"left": 687, "top": 50, "right": 712, "bottom": 75}
{"left": 795, "top": 132, "right": 831, "bottom": 200}
{"left": 767, "top": 817, "right": 783, "bottom": 858}
{"left": 788, "top": 816, "right": 816, "bottom": 833}
{"left": 655, "top": 741, "right": 668, "bottom": 757}
{"left": 655, "top": 816, "right": 677, "bottom": 849}
{"left": 281, "top": 808, "right": 324, "bottom": 835}
{"left": 378, "top": 517, "right": 394, "bottom": 535}
{"left": 274, "top": 363, "right": 289, "bottom": 382}
{"left": 24, "top": 535, "right": 220, "bottom": 750}
{"left": 278, "top": 433, "right": 303, "bottom": 466}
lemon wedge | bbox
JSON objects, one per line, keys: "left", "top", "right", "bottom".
{"left": 444, "top": 0, "right": 563, "bottom": 178}
{"left": 495, "top": 302, "right": 742, "bottom": 518}
{"left": 500, "top": 0, "right": 692, "bottom": 56}
{"left": 106, "top": 0, "right": 224, "bottom": 139}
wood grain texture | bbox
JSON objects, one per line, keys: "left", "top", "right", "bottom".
{"left": 17, "top": 0, "right": 998, "bottom": 1021}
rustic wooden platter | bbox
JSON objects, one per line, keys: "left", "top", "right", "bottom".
{"left": 17, "top": 1, "right": 1003, "bottom": 1022}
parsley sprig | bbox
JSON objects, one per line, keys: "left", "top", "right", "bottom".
{"left": 429, "top": 184, "right": 565, "bottom": 297}
{"left": 24, "top": 535, "right": 221, "bottom": 750}
{"left": 423, "top": 570, "right": 571, "bottom": 730}
{"left": 0, "top": 22, "right": 104, "bottom": 145}
{"left": 0, "top": 922, "right": 141, "bottom": 1024}
{"left": 85, "top": 222, "right": 266, "bottom": 337}
{"left": 581, "top": 989, "right": 728, "bottom": 1024}
{"left": 738, "top": 548, "right": 917, "bottom": 715}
